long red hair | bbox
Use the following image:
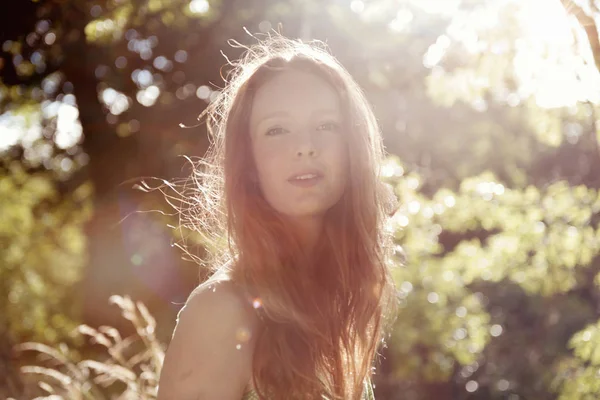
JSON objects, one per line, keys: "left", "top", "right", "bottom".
{"left": 179, "top": 34, "right": 399, "bottom": 400}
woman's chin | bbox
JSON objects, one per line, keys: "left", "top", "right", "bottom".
{"left": 280, "top": 207, "right": 329, "bottom": 219}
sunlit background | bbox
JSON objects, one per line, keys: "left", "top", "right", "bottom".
{"left": 2, "top": 0, "right": 600, "bottom": 399}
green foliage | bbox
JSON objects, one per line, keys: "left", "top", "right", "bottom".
{"left": 379, "top": 0, "right": 600, "bottom": 397}
{"left": 0, "top": 160, "right": 92, "bottom": 344}
{"left": 3, "top": 0, "right": 600, "bottom": 399}
{"left": 82, "top": 0, "right": 222, "bottom": 44}
{"left": 382, "top": 157, "right": 600, "bottom": 395}
{"left": 552, "top": 319, "right": 600, "bottom": 400}
{"left": 84, "top": 4, "right": 134, "bottom": 44}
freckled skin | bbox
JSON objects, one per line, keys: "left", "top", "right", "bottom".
{"left": 249, "top": 70, "right": 349, "bottom": 221}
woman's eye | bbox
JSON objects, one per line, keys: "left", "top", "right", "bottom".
{"left": 266, "top": 127, "right": 286, "bottom": 136}
{"left": 317, "top": 122, "right": 339, "bottom": 131}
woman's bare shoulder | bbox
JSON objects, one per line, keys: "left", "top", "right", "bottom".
{"left": 180, "top": 278, "right": 260, "bottom": 333}
{"left": 157, "top": 279, "right": 260, "bottom": 400}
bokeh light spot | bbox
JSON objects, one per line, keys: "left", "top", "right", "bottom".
{"left": 2, "top": 40, "right": 12, "bottom": 53}
{"left": 129, "top": 119, "right": 140, "bottom": 133}
{"left": 453, "top": 328, "right": 467, "bottom": 340}
{"left": 55, "top": 103, "right": 83, "bottom": 149}
{"left": 350, "top": 0, "right": 365, "bottom": 13}
{"left": 153, "top": 56, "right": 172, "bottom": 71}
{"left": 125, "top": 29, "right": 137, "bottom": 41}
{"left": 422, "top": 206, "right": 434, "bottom": 218}
{"left": 189, "top": 0, "right": 209, "bottom": 14}
{"left": 209, "top": 90, "right": 220, "bottom": 103}
{"left": 133, "top": 69, "right": 153, "bottom": 88}
{"left": 406, "top": 176, "right": 420, "bottom": 190}
{"left": 444, "top": 195, "right": 456, "bottom": 207}
{"left": 443, "top": 270, "right": 454, "bottom": 281}
{"left": 95, "top": 65, "right": 109, "bottom": 79}
{"left": 466, "top": 380, "right": 478, "bottom": 392}
{"left": 131, "top": 253, "right": 143, "bottom": 266}
{"left": 582, "top": 330, "right": 592, "bottom": 342}
{"left": 400, "top": 281, "right": 413, "bottom": 293}
{"left": 427, "top": 292, "right": 439, "bottom": 304}
{"left": 136, "top": 85, "right": 160, "bottom": 107}
{"left": 490, "top": 324, "right": 503, "bottom": 337}
{"left": 397, "top": 214, "right": 409, "bottom": 227}
{"left": 497, "top": 379, "right": 510, "bottom": 391}
{"left": 60, "top": 157, "right": 74, "bottom": 172}
{"left": 196, "top": 85, "right": 210, "bottom": 100}
{"left": 106, "top": 113, "right": 118, "bottom": 124}
{"left": 115, "top": 56, "right": 127, "bottom": 69}
{"left": 90, "top": 4, "right": 102, "bottom": 17}
{"left": 259, "top": 20, "right": 272, "bottom": 33}
{"left": 236, "top": 327, "right": 251, "bottom": 342}
{"left": 26, "top": 32, "right": 39, "bottom": 47}
{"left": 63, "top": 81, "right": 73, "bottom": 93}
{"left": 116, "top": 123, "right": 131, "bottom": 137}
{"left": 407, "top": 200, "right": 420, "bottom": 214}
{"left": 174, "top": 49, "right": 188, "bottom": 63}
{"left": 36, "top": 20, "right": 50, "bottom": 34}
{"left": 252, "top": 298, "right": 262, "bottom": 309}
{"left": 101, "top": 88, "right": 131, "bottom": 115}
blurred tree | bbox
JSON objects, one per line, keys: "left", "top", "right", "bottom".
{"left": 0, "top": 159, "right": 92, "bottom": 398}
{"left": 1, "top": 0, "right": 264, "bottom": 337}
{"left": 0, "top": 0, "right": 429, "bottom": 397}
{"left": 3, "top": 0, "right": 600, "bottom": 399}
{"left": 377, "top": 1, "right": 600, "bottom": 399}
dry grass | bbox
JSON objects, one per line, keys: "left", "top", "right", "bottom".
{"left": 13, "top": 295, "right": 166, "bottom": 400}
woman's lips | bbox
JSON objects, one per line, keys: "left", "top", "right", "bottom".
{"left": 288, "top": 175, "right": 323, "bottom": 188}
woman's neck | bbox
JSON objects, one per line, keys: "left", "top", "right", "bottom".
{"left": 287, "top": 214, "right": 324, "bottom": 255}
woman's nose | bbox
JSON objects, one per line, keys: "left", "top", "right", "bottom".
{"left": 295, "top": 131, "right": 319, "bottom": 158}
{"left": 296, "top": 147, "right": 317, "bottom": 158}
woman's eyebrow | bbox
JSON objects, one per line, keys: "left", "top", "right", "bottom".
{"left": 256, "top": 110, "right": 290, "bottom": 124}
{"left": 257, "top": 108, "right": 340, "bottom": 123}
{"left": 312, "top": 108, "right": 341, "bottom": 117}
{"left": 254, "top": 108, "right": 342, "bottom": 131}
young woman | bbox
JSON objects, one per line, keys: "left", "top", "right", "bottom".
{"left": 156, "top": 34, "right": 399, "bottom": 400}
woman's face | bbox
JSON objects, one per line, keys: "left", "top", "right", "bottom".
{"left": 249, "top": 68, "right": 349, "bottom": 222}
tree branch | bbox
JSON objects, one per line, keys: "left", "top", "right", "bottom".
{"left": 561, "top": 0, "right": 600, "bottom": 72}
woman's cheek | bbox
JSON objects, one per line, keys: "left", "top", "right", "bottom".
{"left": 254, "top": 141, "right": 277, "bottom": 169}
{"left": 257, "top": 154, "right": 285, "bottom": 194}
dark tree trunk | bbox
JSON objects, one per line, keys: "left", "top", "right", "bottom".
{"left": 60, "top": 10, "right": 140, "bottom": 333}
{"left": 59, "top": 4, "right": 207, "bottom": 338}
